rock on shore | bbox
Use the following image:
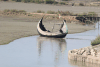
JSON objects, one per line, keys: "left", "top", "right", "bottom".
{"left": 68, "top": 44, "right": 100, "bottom": 64}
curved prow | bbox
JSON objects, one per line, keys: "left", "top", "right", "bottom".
{"left": 39, "top": 17, "right": 47, "bottom": 31}
{"left": 60, "top": 19, "right": 68, "bottom": 34}
{"left": 37, "top": 17, "right": 68, "bottom": 38}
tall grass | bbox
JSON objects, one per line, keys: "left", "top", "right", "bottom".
{"left": 91, "top": 36, "right": 100, "bottom": 46}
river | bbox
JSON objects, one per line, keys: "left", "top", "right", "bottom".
{"left": 0, "top": 23, "right": 100, "bottom": 67}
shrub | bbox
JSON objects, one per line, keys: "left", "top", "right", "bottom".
{"left": 22, "top": 0, "right": 28, "bottom": 3}
{"left": 45, "top": 0, "right": 54, "bottom": 4}
{"left": 72, "top": 3, "right": 74, "bottom": 6}
{"left": 28, "top": 13, "right": 32, "bottom": 16}
{"left": 91, "top": 36, "right": 100, "bottom": 46}
{"left": 35, "top": 0, "right": 40, "bottom": 3}
{"left": 88, "top": 12, "right": 98, "bottom": 17}
{"left": 16, "top": 0, "right": 22, "bottom": 2}
{"left": 62, "top": 0, "right": 71, "bottom": 1}
{"left": 19, "top": 10, "right": 26, "bottom": 13}
{"left": 59, "top": 11, "right": 71, "bottom": 16}
{"left": 77, "top": 12, "right": 98, "bottom": 17}
{"left": 3, "top": 9, "right": 10, "bottom": 13}
{"left": 79, "top": 3, "right": 84, "bottom": 6}
{"left": 10, "top": 9, "right": 18, "bottom": 13}
{"left": 47, "top": 10, "right": 57, "bottom": 14}
{"left": 12, "top": 0, "right": 22, "bottom": 2}
{"left": 53, "top": 1, "right": 58, "bottom": 4}
{"left": 3, "top": 9, "right": 27, "bottom": 14}
{"left": 59, "top": 2, "right": 66, "bottom": 5}
{"left": 37, "top": 10, "right": 45, "bottom": 13}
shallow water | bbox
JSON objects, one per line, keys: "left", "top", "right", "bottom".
{"left": 0, "top": 23, "right": 100, "bottom": 67}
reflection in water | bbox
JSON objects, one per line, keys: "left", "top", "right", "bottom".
{"left": 37, "top": 36, "right": 67, "bottom": 67}
{"left": 69, "top": 60, "right": 100, "bottom": 67}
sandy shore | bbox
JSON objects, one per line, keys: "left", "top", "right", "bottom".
{"left": 0, "top": 16, "right": 95, "bottom": 45}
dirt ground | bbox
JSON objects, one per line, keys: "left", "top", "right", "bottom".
{"left": 0, "top": 16, "right": 95, "bottom": 45}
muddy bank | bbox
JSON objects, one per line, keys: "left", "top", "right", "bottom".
{"left": 0, "top": 15, "right": 95, "bottom": 45}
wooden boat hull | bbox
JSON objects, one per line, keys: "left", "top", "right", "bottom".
{"left": 37, "top": 18, "right": 68, "bottom": 38}
{"left": 37, "top": 30, "right": 67, "bottom": 38}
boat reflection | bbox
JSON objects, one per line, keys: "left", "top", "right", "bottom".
{"left": 37, "top": 36, "right": 67, "bottom": 55}
{"left": 37, "top": 36, "right": 67, "bottom": 67}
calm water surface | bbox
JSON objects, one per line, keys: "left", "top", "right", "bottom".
{"left": 0, "top": 23, "right": 100, "bottom": 67}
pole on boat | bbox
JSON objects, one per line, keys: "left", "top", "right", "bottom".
{"left": 98, "top": 17, "right": 100, "bottom": 36}
{"left": 98, "top": 18, "right": 99, "bottom": 29}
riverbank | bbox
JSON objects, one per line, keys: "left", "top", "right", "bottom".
{"left": 0, "top": 15, "right": 95, "bottom": 45}
{"left": 68, "top": 44, "right": 100, "bottom": 64}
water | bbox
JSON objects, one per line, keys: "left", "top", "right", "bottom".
{"left": 0, "top": 23, "right": 100, "bottom": 67}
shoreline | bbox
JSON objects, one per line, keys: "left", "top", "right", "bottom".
{"left": 0, "top": 15, "right": 95, "bottom": 45}
{"left": 68, "top": 44, "right": 100, "bottom": 65}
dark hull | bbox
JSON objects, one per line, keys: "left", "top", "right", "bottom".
{"left": 37, "top": 30, "right": 67, "bottom": 38}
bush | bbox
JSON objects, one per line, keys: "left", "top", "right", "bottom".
{"left": 59, "top": 11, "right": 71, "bottom": 16}
{"left": 47, "top": 10, "right": 57, "bottom": 14}
{"left": 35, "top": 0, "right": 40, "bottom": 3}
{"left": 12, "top": 0, "right": 22, "bottom": 2}
{"left": 88, "top": 12, "right": 98, "bottom": 17}
{"left": 77, "top": 12, "right": 98, "bottom": 17}
{"left": 53, "top": 1, "right": 58, "bottom": 4}
{"left": 59, "top": 2, "right": 66, "bottom": 5}
{"left": 28, "top": 13, "right": 32, "bottom": 16}
{"left": 79, "top": 3, "right": 84, "bottom": 6}
{"left": 45, "top": 0, "right": 54, "bottom": 4}
{"left": 16, "top": 0, "right": 22, "bottom": 2}
{"left": 62, "top": 0, "right": 71, "bottom": 1}
{"left": 91, "top": 36, "right": 100, "bottom": 46}
{"left": 37, "top": 10, "right": 45, "bottom": 13}
{"left": 10, "top": 9, "right": 18, "bottom": 13}
{"left": 3, "top": 9, "right": 10, "bottom": 13}
{"left": 18, "top": 10, "right": 26, "bottom": 13}
{"left": 3, "top": 9, "right": 27, "bottom": 14}
{"left": 21, "top": 0, "right": 30, "bottom": 3}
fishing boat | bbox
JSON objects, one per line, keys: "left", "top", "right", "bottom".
{"left": 37, "top": 17, "right": 68, "bottom": 38}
